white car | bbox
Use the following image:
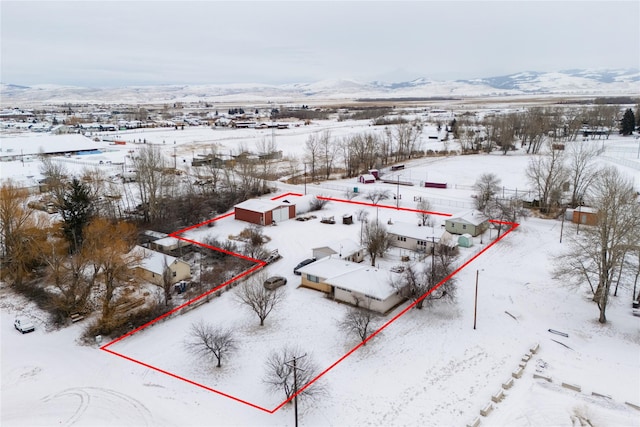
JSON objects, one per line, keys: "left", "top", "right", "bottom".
{"left": 14, "top": 318, "right": 35, "bottom": 334}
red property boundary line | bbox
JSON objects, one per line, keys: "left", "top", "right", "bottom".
{"left": 101, "top": 192, "right": 518, "bottom": 414}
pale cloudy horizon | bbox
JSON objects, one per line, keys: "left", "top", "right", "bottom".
{"left": 1, "top": 1, "right": 639, "bottom": 87}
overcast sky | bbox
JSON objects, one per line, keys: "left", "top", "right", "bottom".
{"left": 2, "top": 1, "right": 639, "bottom": 87}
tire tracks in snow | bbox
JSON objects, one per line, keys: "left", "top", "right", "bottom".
{"left": 41, "top": 386, "right": 153, "bottom": 427}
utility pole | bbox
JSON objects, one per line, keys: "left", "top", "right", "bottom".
{"left": 430, "top": 235, "right": 435, "bottom": 286}
{"left": 559, "top": 205, "right": 566, "bottom": 243}
{"left": 304, "top": 163, "right": 307, "bottom": 195}
{"left": 396, "top": 175, "right": 400, "bottom": 209}
{"left": 285, "top": 354, "right": 307, "bottom": 427}
{"left": 473, "top": 269, "right": 479, "bottom": 330}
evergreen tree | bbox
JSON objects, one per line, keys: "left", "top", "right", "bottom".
{"left": 57, "top": 178, "right": 94, "bottom": 253}
{"left": 620, "top": 108, "right": 636, "bottom": 135}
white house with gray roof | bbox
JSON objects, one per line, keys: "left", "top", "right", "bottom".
{"left": 312, "top": 239, "right": 365, "bottom": 263}
{"left": 296, "top": 257, "right": 404, "bottom": 314}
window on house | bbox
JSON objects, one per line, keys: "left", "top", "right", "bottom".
{"left": 173, "top": 271, "right": 177, "bottom": 277}
{"left": 307, "top": 274, "right": 320, "bottom": 283}
{"left": 462, "top": 225, "right": 467, "bottom": 229}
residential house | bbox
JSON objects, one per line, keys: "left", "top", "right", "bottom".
{"left": 445, "top": 210, "right": 489, "bottom": 237}
{"left": 312, "top": 239, "right": 365, "bottom": 263}
{"left": 297, "top": 257, "right": 362, "bottom": 294}
{"left": 387, "top": 222, "right": 439, "bottom": 253}
{"left": 327, "top": 266, "right": 404, "bottom": 314}
{"left": 132, "top": 246, "right": 191, "bottom": 286}
{"left": 297, "top": 257, "right": 403, "bottom": 314}
{"left": 149, "top": 236, "right": 192, "bottom": 255}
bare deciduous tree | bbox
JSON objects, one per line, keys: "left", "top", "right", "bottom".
{"left": 416, "top": 198, "right": 433, "bottom": 226}
{"left": 473, "top": 173, "right": 501, "bottom": 212}
{"left": 132, "top": 145, "right": 173, "bottom": 223}
{"left": 186, "top": 321, "right": 237, "bottom": 368}
{"left": 565, "top": 140, "right": 599, "bottom": 208}
{"left": 255, "top": 136, "right": 278, "bottom": 193}
{"left": 42, "top": 231, "right": 92, "bottom": 316}
{"left": 305, "top": 133, "right": 322, "bottom": 181}
{"left": 263, "top": 346, "right": 325, "bottom": 402}
{"left": 520, "top": 107, "right": 548, "bottom": 154}
{"left": 392, "top": 249, "right": 459, "bottom": 310}
{"left": 526, "top": 143, "right": 567, "bottom": 214}
{"left": 457, "top": 118, "right": 479, "bottom": 153}
{"left": 240, "top": 225, "right": 269, "bottom": 260}
{"left": 0, "top": 181, "right": 42, "bottom": 286}
{"left": 39, "top": 155, "right": 68, "bottom": 195}
{"left": 339, "top": 304, "right": 379, "bottom": 344}
{"left": 393, "top": 122, "right": 422, "bottom": 161}
{"left": 363, "top": 220, "right": 391, "bottom": 266}
{"left": 318, "top": 130, "right": 338, "bottom": 180}
{"left": 365, "top": 189, "right": 391, "bottom": 206}
{"left": 82, "top": 218, "right": 142, "bottom": 322}
{"left": 308, "top": 196, "right": 329, "bottom": 211}
{"left": 555, "top": 167, "right": 640, "bottom": 323}
{"left": 161, "top": 256, "right": 174, "bottom": 307}
{"left": 235, "top": 277, "right": 285, "bottom": 326}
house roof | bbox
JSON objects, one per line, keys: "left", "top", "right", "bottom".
{"left": 387, "top": 222, "right": 442, "bottom": 241}
{"left": 234, "top": 198, "right": 292, "bottom": 213}
{"left": 142, "top": 230, "right": 169, "bottom": 240}
{"left": 297, "top": 257, "right": 396, "bottom": 300}
{"left": 296, "top": 257, "right": 363, "bottom": 279}
{"left": 153, "top": 236, "right": 191, "bottom": 248}
{"left": 446, "top": 209, "right": 489, "bottom": 226}
{"left": 325, "top": 267, "right": 397, "bottom": 300}
{"left": 312, "top": 239, "right": 362, "bottom": 257}
{"left": 131, "top": 245, "right": 179, "bottom": 276}
{"left": 574, "top": 206, "right": 598, "bottom": 214}
{"left": 360, "top": 174, "right": 376, "bottom": 180}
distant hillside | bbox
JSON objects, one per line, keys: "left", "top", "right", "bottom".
{"left": 1, "top": 68, "right": 638, "bottom": 104}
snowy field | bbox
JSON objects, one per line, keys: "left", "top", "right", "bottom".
{"left": 2, "top": 124, "right": 640, "bottom": 426}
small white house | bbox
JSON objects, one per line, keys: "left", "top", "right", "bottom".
{"left": 387, "top": 222, "right": 440, "bottom": 252}
{"left": 149, "top": 236, "right": 192, "bottom": 254}
{"left": 296, "top": 257, "right": 403, "bottom": 314}
{"left": 326, "top": 266, "right": 403, "bottom": 314}
{"left": 312, "top": 239, "right": 365, "bottom": 263}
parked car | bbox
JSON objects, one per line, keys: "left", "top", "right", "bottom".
{"left": 263, "top": 276, "right": 287, "bottom": 290}
{"left": 14, "top": 318, "right": 35, "bottom": 334}
{"left": 293, "top": 258, "right": 316, "bottom": 275}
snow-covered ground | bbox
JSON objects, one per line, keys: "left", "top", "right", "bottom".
{"left": 2, "top": 126, "right": 640, "bottom": 426}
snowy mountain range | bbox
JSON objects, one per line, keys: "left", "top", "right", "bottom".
{"left": 1, "top": 69, "right": 638, "bottom": 105}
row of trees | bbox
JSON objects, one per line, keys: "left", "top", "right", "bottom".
{"left": 469, "top": 137, "right": 639, "bottom": 323}
{"left": 456, "top": 104, "right": 635, "bottom": 156}
{"left": 303, "top": 123, "right": 423, "bottom": 181}
{"left": 0, "top": 179, "right": 144, "bottom": 325}
{"left": 37, "top": 143, "right": 276, "bottom": 233}
{"left": 297, "top": 105, "right": 637, "bottom": 186}
{"left": 525, "top": 139, "right": 602, "bottom": 213}
{"left": 187, "top": 320, "right": 324, "bottom": 403}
